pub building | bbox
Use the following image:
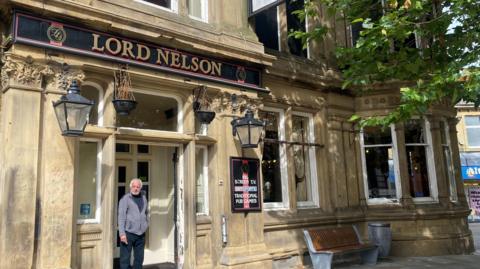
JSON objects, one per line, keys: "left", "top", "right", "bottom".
{"left": 0, "top": 1, "right": 474, "bottom": 269}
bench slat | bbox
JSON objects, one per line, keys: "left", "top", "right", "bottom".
{"left": 307, "top": 227, "right": 359, "bottom": 251}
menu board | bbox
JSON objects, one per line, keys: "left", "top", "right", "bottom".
{"left": 469, "top": 187, "right": 480, "bottom": 216}
{"left": 230, "top": 157, "right": 262, "bottom": 212}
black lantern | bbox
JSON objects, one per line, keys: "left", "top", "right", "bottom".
{"left": 52, "top": 80, "right": 94, "bottom": 136}
{"left": 231, "top": 109, "right": 265, "bottom": 148}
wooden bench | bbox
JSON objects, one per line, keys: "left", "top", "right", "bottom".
{"left": 303, "top": 226, "right": 378, "bottom": 269}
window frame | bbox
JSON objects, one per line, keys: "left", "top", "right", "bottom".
{"left": 195, "top": 145, "right": 209, "bottom": 216}
{"left": 464, "top": 115, "right": 480, "bottom": 148}
{"left": 188, "top": 0, "right": 208, "bottom": 22}
{"left": 292, "top": 111, "right": 319, "bottom": 208}
{"left": 359, "top": 124, "right": 402, "bottom": 205}
{"left": 440, "top": 119, "right": 458, "bottom": 202}
{"left": 77, "top": 138, "right": 103, "bottom": 224}
{"left": 260, "top": 107, "right": 290, "bottom": 210}
{"left": 135, "top": 0, "right": 179, "bottom": 13}
{"left": 405, "top": 118, "right": 438, "bottom": 203}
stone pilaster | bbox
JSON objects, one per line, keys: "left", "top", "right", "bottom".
{"left": 34, "top": 62, "right": 85, "bottom": 269}
{"left": 447, "top": 117, "right": 469, "bottom": 206}
{"left": 0, "top": 54, "right": 50, "bottom": 269}
{"left": 393, "top": 122, "right": 414, "bottom": 208}
{"left": 326, "top": 116, "right": 348, "bottom": 209}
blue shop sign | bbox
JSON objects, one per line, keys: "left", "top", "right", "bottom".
{"left": 462, "top": 166, "right": 480, "bottom": 180}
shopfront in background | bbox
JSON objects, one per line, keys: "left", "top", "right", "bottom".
{"left": 461, "top": 153, "right": 480, "bottom": 222}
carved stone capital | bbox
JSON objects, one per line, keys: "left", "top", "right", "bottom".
{"left": 1, "top": 54, "right": 53, "bottom": 89}
{"left": 43, "top": 62, "right": 85, "bottom": 92}
{"left": 211, "top": 91, "right": 262, "bottom": 115}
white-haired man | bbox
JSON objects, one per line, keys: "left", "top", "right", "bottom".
{"left": 118, "top": 178, "right": 149, "bottom": 269}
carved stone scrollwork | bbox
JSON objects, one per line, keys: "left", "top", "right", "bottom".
{"left": 211, "top": 91, "right": 262, "bottom": 115}
{"left": 1, "top": 54, "right": 53, "bottom": 89}
{"left": 43, "top": 62, "right": 85, "bottom": 92}
{"left": 0, "top": 54, "right": 85, "bottom": 91}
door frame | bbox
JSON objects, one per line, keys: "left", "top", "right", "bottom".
{"left": 112, "top": 140, "right": 184, "bottom": 268}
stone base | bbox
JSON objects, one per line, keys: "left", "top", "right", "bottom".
{"left": 391, "top": 234, "right": 475, "bottom": 256}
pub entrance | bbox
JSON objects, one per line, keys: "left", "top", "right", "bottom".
{"left": 113, "top": 142, "right": 178, "bottom": 268}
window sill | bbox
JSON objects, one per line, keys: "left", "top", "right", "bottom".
{"left": 412, "top": 197, "right": 439, "bottom": 204}
{"left": 367, "top": 198, "right": 401, "bottom": 205}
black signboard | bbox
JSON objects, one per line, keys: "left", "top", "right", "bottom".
{"left": 12, "top": 12, "right": 266, "bottom": 92}
{"left": 230, "top": 157, "right": 261, "bottom": 212}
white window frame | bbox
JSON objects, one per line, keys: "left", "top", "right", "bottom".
{"left": 135, "top": 0, "right": 179, "bottom": 13}
{"left": 293, "top": 111, "right": 319, "bottom": 208}
{"left": 406, "top": 118, "right": 438, "bottom": 203}
{"left": 188, "top": 0, "right": 208, "bottom": 22}
{"left": 359, "top": 125, "right": 402, "bottom": 205}
{"left": 440, "top": 119, "right": 458, "bottom": 202}
{"left": 195, "top": 145, "right": 209, "bottom": 216}
{"left": 464, "top": 115, "right": 480, "bottom": 148}
{"left": 77, "top": 138, "right": 103, "bottom": 224}
{"left": 261, "top": 107, "right": 289, "bottom": 210}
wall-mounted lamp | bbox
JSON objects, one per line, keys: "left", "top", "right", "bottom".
{"left": 231, "top": 109, "right": 265, "bottom": 148}
{"left": 52, "top": 80, "right": 94, "bottom": 136}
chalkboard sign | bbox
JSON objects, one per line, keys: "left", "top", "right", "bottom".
{"left": 230, "top": 157, "right": 262, "bottom": 212}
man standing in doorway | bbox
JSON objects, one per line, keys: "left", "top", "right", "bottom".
{"left": 118, "top": 178, "right": 149, "bottom": 269}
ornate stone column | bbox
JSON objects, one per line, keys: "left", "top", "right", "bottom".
{"left": 0, "top": 54, "right": 50, "bottom": 269}
{"left": 34, "top": 62, "right": 85, "bottom": 269}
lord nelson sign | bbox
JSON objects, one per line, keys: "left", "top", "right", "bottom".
{"left": 13, "top": 12, "right": 263, "bottom": 91}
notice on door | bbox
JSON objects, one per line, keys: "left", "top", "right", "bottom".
{"left": 230, "top": 157, "right": 261, "bottom": 212}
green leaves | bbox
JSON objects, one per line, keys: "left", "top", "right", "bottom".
{"left": 291, "top": 0, "right": 480, "bottom": 127}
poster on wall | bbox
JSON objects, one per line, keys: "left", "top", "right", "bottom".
{"left": 230, "top": 157, "right": 262, "bottom": 212}
{"left": 468, "top": 186, "right": 480, "bottom": 221}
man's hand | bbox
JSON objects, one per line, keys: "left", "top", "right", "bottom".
{"left": 120, "top": 234, "right": 128, "bottom": 245}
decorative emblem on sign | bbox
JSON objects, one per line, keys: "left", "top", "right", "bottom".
{"left": 47, "top": 23, "right": 66, "bottom": 45}
{"left": 236, "top": 67, "right": 247, "bottom": 82}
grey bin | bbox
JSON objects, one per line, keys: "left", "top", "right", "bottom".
{"left": 368, "top": 222, "right": 392, "bottom": 258}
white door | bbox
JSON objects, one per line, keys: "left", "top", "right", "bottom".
{"left": 114, "top": 144, "right": 176, "bottom": 266}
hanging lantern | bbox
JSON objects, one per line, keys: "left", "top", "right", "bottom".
{"left": 231, "top": 109, "right": 265, "bottom": 148}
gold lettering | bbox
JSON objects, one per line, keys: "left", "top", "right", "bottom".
{"left": 171, "top": 52, "right": 181, "bottom": 68}
{"left": 136, "top": 44, "right": 151, "bottom": 61}
{"left": 181, "top": 54, "right": 191, "bottom": 70}
{"left": 156, "top": 49, "right": 170, "bottom": 65}
{"left": 211, "top": 62, "right": 222, "bottom": 76}
{"left": 91, "top": 33, "right": 104, "bottom": 52}
{"left": 121, "top": 40, "right": 135, "bottom": 59}
{"left": 199, "top": 59, "right": 212, "bottom": 74}
{"left": 105, "top": 37, "right": 122, "bottom": 55}
{"left": 191, "top": 57, "right": 199, "bottom": 72}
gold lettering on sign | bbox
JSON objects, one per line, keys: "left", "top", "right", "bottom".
{"left": 191, "top": 57, "right": 199, "bottom": 72}
{"left": 90, "top": 33, "right": 223, "bottom": 77}
{"left": 92, "top": 34, "right": 104, "bottom": 52}
{"left": 105, "top": 38, "right": 122, "bottom": 55}
{"left": 122, "top": 40, "right": 135, "bottom": 59}
{"left": 171, "top": 52, "right": 181, "bottom": 68}
{"left": 136, "top": 44, "right": 151, "bottom": 61}
{"left": 181, "top": 54, "right": 191, "bottom": 70}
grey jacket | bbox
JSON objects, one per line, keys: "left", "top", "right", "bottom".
{"left": 118, "top": 192, "right": 149, "bottom": 236}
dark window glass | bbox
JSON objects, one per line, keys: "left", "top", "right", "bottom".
{"left": 363, "top": 126, "right": 392, "bottom": 145}
{"left": 286, "top": 0, "right": 307, "bottom": 57}
{"left": 137, "top": 162, "right": 149, "bottom": 182}
{"left": 259, "top": 111, "right": 283, "bottom": 203}
{"left": 118, "top": 166, "right": 126, "bottom": 183}
{"left": 117, "top": 186, "right": 125, "bottom": 205}
{"left": 365, "top": 147, "right": 396, "bottom": 198}
{"left": 138, "top": 144, "right": 150, "bottom": 154}
{"left": 142, "top": 0, "right": 171, "bottom": 8}
{"left": 406, "top": 146, "right": 430, "bottom": 197}
{"left": 254, "top": 6, "right": 279, "bottom": 51}
{"left": 404, "top": 119, "right": 425, "bottom": 144}
{"left": 116, "top": 143, "right": 130, "bottom": 153}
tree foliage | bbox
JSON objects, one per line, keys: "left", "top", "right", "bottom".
{"left": 293, "top": 0, "right": 480, "bottom": 127}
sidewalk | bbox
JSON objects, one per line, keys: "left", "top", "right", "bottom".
{"left": 338, "top": 223, "right": 480, "bottom": 268}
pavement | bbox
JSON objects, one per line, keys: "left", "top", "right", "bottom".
{"left": 337, "top": 223, "right": 480, "bottom": 269}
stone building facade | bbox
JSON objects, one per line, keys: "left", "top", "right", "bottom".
{"left": 0, "top": 1, "right": 474, "bottom": 269}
